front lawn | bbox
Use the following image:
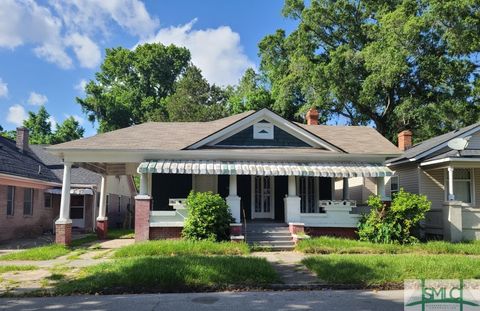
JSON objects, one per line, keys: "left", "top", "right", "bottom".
{"left": 113, "top": 240, "right": 250, "bottom": 258}
{"left": 0, "top": 245, "right": 70, "bottom": 261}
{"left": 0, "top": 265, "right": 37, "bottom": 273}
{"left": 297, "top": 237, "right": 480, "bottom": 255}
{"left": 303, "top": 254, "right": 480, "bottom": 288}
{"left": 107, "top": 229, "right": 134, "bottom": 239}
{"left": 55, "top": 255, "right": 278, "bottom": 294}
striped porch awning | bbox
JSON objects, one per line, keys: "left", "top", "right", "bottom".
{"left": 137, "top": 160, "right": 392, "bottom": 178}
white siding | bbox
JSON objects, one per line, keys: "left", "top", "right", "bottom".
{"left": 392, "top": 163, "right": 420, "bottom": 194}
{"left": 420, "top": 169, "right": 445, "bottom": 211}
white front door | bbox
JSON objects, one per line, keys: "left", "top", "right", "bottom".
{"left": 251, "top": 176, "right": 274, "bottom": 219}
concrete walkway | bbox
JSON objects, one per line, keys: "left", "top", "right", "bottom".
{"left": 0, "top": 290, "right": 406, "bottom": 310}
{"left": 252, "top": 252, "right": 320, "bottom": 286}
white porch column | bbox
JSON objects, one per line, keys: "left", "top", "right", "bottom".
{"left": 226, "top": 175, "right": 241, "bottom": 223}
{"left": 376, "top": 176, "right": 386, "bottom": 200}
{"left": 448, "top": 167, "right": 455, "bottom": 201}
{"left": 342, "top": 178, "right": 350, "bottom": 200}
{"left": 57, "top": 162, "right": 72, "bottom": 224}
{"left": 285, "top": 175, "right": 301, "bottom": 223}
{"left": 97, "top": 175, "right": 108, "bottom": 221}
{"left": 140, "top": 172, "right": 148, "bottom": 196}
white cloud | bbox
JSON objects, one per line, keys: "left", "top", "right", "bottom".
{"left": 142, "top": 19, "right": 254, "bottom": 86}
{"left": 34, "top": 42, "right": 73, "bottom": 69}
{"left": 0, "top": 78, "right": 8, "bottom": 98}
{"left": 64, "top": 113, "right": 85, "bottom": 125}
{"left": 47, "top": 115, "right": 57, "bottom": 129}
{"left": 74, "top": 79, "right": 87, "bottom": 93}
{"left": 65, "top": 33, "right": 101, "bottom": 68}
{"left": 27, "top": 91, "right": 48, "bottom": 106}
{"left": 7, "top": 104, "right": 27, "bottom": 126}
{"left": 49, "top": 0, "right": 159, "bottom": 38}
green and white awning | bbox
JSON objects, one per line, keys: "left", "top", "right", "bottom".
{"left": 137, "top": 160, "right": 392, "bottom": 177}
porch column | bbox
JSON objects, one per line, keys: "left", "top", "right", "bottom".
{"left": 135, "top": 172, "right": 152, "bottom": 242}
{"left": 342, "top": 178, "right": 350, "bottom": 200}
{"left": 56, "top": 162, "right": 72, "bottom": 245}
{"left": 376, "top": 176, "right": 386, "bottom": 200}
{"left": 96, "top": 175, "right": 108, "bottom": 239}
{"left": 285, "top": 175, "right": 301, "bottom": 223}
{"left": 448, "top": 166, "right": 455, "bottom": 200}
{"left": 443, "top": 201, "right": 463, "bottom": 242}
{"left": 226, "top": 175, "right": 241, "bottom": 223}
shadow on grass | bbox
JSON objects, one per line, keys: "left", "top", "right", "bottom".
{"left": 55, "top": 256, "right": 280, "bottom": 295}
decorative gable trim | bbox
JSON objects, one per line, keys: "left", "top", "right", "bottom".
{"left": 186, "top": 109, "right": 343, "bottom": 152}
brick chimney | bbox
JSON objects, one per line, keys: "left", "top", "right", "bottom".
{"left": 16, "top": 127, "right": 29, "bottom": 152}
{"left": 306, "top": 107, "right": 319, "bottom": 125}
{"left": 398, "top": 130, "right": 413, "bottom": 151}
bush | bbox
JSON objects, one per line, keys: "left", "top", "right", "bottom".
{"left": 358, "top": 188, "right": 431, "bottom": 244}
{"left": 182, "top": 191, "right": 233, "bottom": 241}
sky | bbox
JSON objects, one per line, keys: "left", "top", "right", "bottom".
{"left": 0, "top": 0, "right": 297, "bottom": 136}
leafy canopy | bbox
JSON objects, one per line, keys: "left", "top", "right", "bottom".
{"left": 77, "top": 43, "right": 191, "bottom": 132}
{"left": 259, "top": 0, "right": 480, "bottom": 141}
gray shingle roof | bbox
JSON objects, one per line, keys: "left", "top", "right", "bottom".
{"left": 0, "top": 137, "right": 59, "bottom": 184}
{"left": 29, "top": 145, "right": 101, "bottom": 185}
{"left": 388, "top": 123, "right": 480, "bottom": 164}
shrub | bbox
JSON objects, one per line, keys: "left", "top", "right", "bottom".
{"left": 182, "top": 191, "right": 233, "bottom": 241}
{"left": 358, "top": 188, "right": 431, "bottom": 244}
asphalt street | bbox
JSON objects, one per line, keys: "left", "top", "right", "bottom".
{"left": 0, "top": 290, "right": 405, "bottom": 311}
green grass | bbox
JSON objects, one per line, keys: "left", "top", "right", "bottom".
{"left": 0, "top": 265, "right": 37, "bottom": 273}
{"left": 302, "top": 254, "right": 480, "bottom": 287}
{"left": 0, "top": 245, "right": 70, "bottom": 261}
{"left": 55, "top": 256, "right": 278, "bottom": 294}
{"left": 296, "top": 237, "right": 480, "bottom": 255}
{"left": 70, "top": 234, "right": 98, "bottom": 247}
{"left": 107, "top": 229, "right": 134, "bottom": 239}
{"left": 113, "top": 240, "right": 250, "bottom": 258}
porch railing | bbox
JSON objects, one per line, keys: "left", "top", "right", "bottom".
{"left": 149, "top": 198, "right": 188, "bottom": 227}
{"left": 299, "top": 200, "right": 360, "bottom": 227}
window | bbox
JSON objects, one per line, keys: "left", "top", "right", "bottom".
{"left": 7, "top": 186, "right": 14, "bottom": 216}
{"left": 298, "top": 176, "right": 320, "bottom": 213}
{"left": 23, "top": 188, "right": 33, "bottom": 216}
{"left": 44, "top": 193, "right": 52, "bottom": 208}
{"left": 452, "top": 169, "right": 473, "bottom": 203}
{"left": 70, "top": 195, "right": 85, "bottom": 220}
{"left": 390, "top": 176, "right": 399, "bottom": 196}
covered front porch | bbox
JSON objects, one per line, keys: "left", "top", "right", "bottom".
{"left": 135, "top": 160, "right": 391, "bottom": 241}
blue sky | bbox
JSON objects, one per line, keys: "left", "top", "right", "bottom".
{"left": 0, "top": 0, "right": 296, "bottom": 136}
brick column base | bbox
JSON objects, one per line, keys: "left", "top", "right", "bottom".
{"left": 96, "top": 219, "right": 108, "bottom": 240}
{"left": 55, "top": 223, "right": 72, "bottom": 245}
{"left": 230, "top": 223, "right": 244, "bottom": 242}
{"left": 289, "top": 222, "right": 305, "bottom": 235}
{"left": 135, "top": 195, "right": 152, "bottom": 242}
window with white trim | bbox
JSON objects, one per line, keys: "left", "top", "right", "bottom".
{"left": 390, "top": 176, "right": 399, "bottom": 196}
{"left": 23, "top": 188, "right": 33, "bottom": 216}
{"left": 452, "top": 169, "right": 473, "bottom": 203}
{"left": 7, "top": 186, "right": 14, "bottom": 216}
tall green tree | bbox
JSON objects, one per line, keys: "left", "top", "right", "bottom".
{"left": 23, "top": 106, "right": 53, "bottom": 144}
{"left": 78, "top": 43, "right": 191, "bottom": 132}
{"left": 164, "top": 66, "right": 228, "bottom": 122}
{"left": 51, "top": 117, "right": 85, "bottom": 144}
{"left": 259, "top": 0, "right": 480, "bottom": 141}
{"left": 228, "top": 68, "right": 274, "bottom": 114}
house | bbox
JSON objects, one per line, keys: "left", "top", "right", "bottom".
{"left": 0, "top": 128, "right": 136, "bottom": 242}
{"left": 47, "top": 108, "right": 400, "bottom": 244}
{"left": 388, "top": 126, "right": 480, "bottom": 242}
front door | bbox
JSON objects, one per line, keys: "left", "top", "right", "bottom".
{"left": 251, "top": 176, "right": 274, "bottom": 219}
{"left": 70, "top": 195, "right": 85, "bottom": 228}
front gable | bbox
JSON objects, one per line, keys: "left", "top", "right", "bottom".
{"left": 186, "top": 109, "right": 343, "bottom": 151}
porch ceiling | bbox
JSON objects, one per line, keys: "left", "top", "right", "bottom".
{"left": 137, "top": 160, "right": 392, "bottom": 178}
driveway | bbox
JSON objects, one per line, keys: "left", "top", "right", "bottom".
{"left": 0, "top": 290, "right": 405, "bottom": 311}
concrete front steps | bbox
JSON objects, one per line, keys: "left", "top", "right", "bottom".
{"left": 245, "top": 222, "right": 295, "bottom": 251}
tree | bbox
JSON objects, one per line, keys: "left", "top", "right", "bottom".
{"left": 23, "top": 106, "right": 53, "bottom": 144}
{"left": 77, "top": 43, "right": 191, "bottom": 132}
{"left": 164, "top": 66, "right": 228, "bottom": 122}
{"left": 228, "top": 68, "right": 274, "bottom": 114}
{"left": 51, "top": 117, "right": 85, "bottom": 144}
{"left": 259, "top": 0, "right": 480, "bottom": 141}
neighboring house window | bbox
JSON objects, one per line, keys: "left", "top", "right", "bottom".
{"left": 297, "top": 176, "right": 319, "bottom": 213}
{"left": 23, "top": 188, "right": 34, "bottom": 216}
{"left": 452, "top": 169, "right": 473, "bottom": 203}
{"left": 7, "top": 186, "right": 15, "bottom": 216}
{"left": 44, "top": 193, "right": 52, "bottom": 208}
{"left": 390, "top": 176, "right": 399, "bottom": 196}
